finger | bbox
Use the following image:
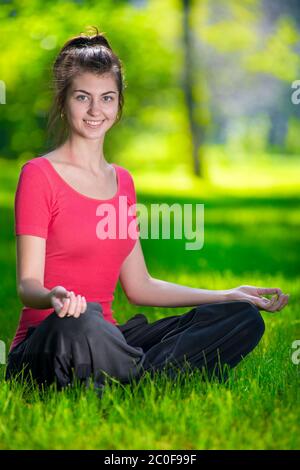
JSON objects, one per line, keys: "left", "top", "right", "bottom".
{"left": 277, "top": 294, "right": 289, "bottom": 311}
{"left": 266, "top": 295, "right": 280, "bottom": 312}
{"left": 265, "top": 293, "right": 287, "bottom": 312}
{"left": 246, "top": 296, "right": 268, "bottom": 310}
{"left": 272, "top": 293, "right": 286, "bottom": 310}
{"left": 67, "top": 291, "right": 76, "bottom": 316}
{"left": 249, "top": 294, "right": 280, "bottom": 311}
{"left": 65, "top": 291, "right": 74, "bottom": 316}
{"left": 53, "top": 299, "right": 63, "bottom": 311}
{"left": 81, "top": 296, "right": 87, "bottom": 313}
{"left": 58, "top": 297, "right": 70, "bottom": 317}
{"left": 73, "top": 295, "right": 82, "bottom": 318}
{"left": 257, "top": 287, "right": 283, "bottom": 296}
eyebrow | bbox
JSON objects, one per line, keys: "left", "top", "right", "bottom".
{"left": 73, "top": 89, "right": 117, "bottom": 95}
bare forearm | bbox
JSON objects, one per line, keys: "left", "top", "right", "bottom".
{"left": 129, "top": 277, "right": 231, "bottom": 308}
{"left": 18, "top": 279, "right": 52, "bottom": 309}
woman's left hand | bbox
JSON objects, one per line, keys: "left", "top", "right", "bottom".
{"left": 228, "top": 285, "right": 289, "bottom": 312}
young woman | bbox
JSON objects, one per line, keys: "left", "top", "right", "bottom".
{"left": 5, "top": 27, "right": 289, "bottom": 394}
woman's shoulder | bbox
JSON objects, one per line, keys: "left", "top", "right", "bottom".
{"left": 114, "top": 163, "right": 136, "bottom": 188}
{"left": 18, "top": 155, "right": 54, "bottom": 189}
{"left": 113, "top": 165, "right": 137, "bottom": 205}
{"left": 114, "top": 163, "right": 134, "bottom": 180}
{"left": 38, "top": 150, "right": 65, "bottom": 165}
{"left": 20, "top": 154, "right": 51, "bottom": 170}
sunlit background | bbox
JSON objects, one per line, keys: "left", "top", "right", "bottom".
{"left": 1, "top": 0, "right": 300, "bottom": 192}
{"left": 0, "top": 0, "right": 299, "bottom": 450}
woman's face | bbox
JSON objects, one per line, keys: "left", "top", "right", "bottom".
{"left": 65, "top": 71, "right": 120, "bottom": 139}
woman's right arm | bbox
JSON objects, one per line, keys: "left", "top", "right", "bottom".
{"left": 16, "top": 234, "right": 87, "bottom": 317}
{"left": 14, "top": 163, "right": 87, "bottom": 317}
{"left": 16, "top": 234, "right": 52, "bottom": 309}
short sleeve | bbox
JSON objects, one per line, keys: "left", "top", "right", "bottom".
{"left": 14, "top": 162, "right": 53, "bottom": 239}
{"left": 125, "top": 170, "right": 140, "bottom": 239}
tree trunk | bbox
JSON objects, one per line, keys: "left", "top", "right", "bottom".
{"left": 182, "top": 0, "right": 203, "bottom": 177}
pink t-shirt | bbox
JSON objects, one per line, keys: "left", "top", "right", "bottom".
{"left": 10, "top": 156, "right": 139, "bottom": 353}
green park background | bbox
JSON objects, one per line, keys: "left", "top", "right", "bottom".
{"left": 0, "top": 0, "right": 299, "bottom": 450}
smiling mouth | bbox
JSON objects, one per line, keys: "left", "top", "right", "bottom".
{"left": 83, "top": 120, "right": 105, "bottom": 128}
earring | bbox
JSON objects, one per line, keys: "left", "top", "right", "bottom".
{"left": 60, "top": 111, "right": 64, "bottom": 119}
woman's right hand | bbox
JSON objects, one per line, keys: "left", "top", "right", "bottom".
{"left": 49, "top": 285, "right": 87, "bottom": 318}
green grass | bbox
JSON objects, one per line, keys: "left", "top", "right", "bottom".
{"left": 0, "top": 153, "right": 299, "bottom": 450}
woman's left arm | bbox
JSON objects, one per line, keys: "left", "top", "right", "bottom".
{"left": 119, "top": 241, "right": 289, "bottom": 313}
{"left": 128, "top": 278, "right": 289, "bottom": 313}
{"left": 128, "top": 276, "right": 232, "bottom": 308}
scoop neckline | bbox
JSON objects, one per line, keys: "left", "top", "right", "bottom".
{"left": 41, "top": 157, "right": 121, "bottom": 202}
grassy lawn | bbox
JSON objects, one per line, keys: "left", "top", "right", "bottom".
{"left": 0, "top": 153, "right": 299, "bottom": 450}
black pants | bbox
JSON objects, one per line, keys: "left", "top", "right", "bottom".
{"left": 5, "top": 300, "right": 265, "bottom": 392}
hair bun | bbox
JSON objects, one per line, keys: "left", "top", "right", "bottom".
{"left": 70, "top": 26, "right": 111, "bottom": 49}
{"left": 87, "top": 34, "right": 111, "bottom": 49}
{"left": 61, "top": 26, "right": 112, "bottom": 52}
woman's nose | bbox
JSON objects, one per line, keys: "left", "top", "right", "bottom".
{"left": 88, "top": 99, "right": 104, "bottom": 116}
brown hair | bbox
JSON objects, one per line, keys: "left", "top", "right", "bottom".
{"left": 46, "top": 26, "right": 126, "bottom": 148}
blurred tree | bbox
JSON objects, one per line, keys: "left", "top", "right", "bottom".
{"left": 1, "top": 0, "right": 300, "bottom": 172}
{"left": 182, "top": 0, "right": 204, "bottom": 177}
{"left": 192, "top": 0, "right": 300, "bottom": 155}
